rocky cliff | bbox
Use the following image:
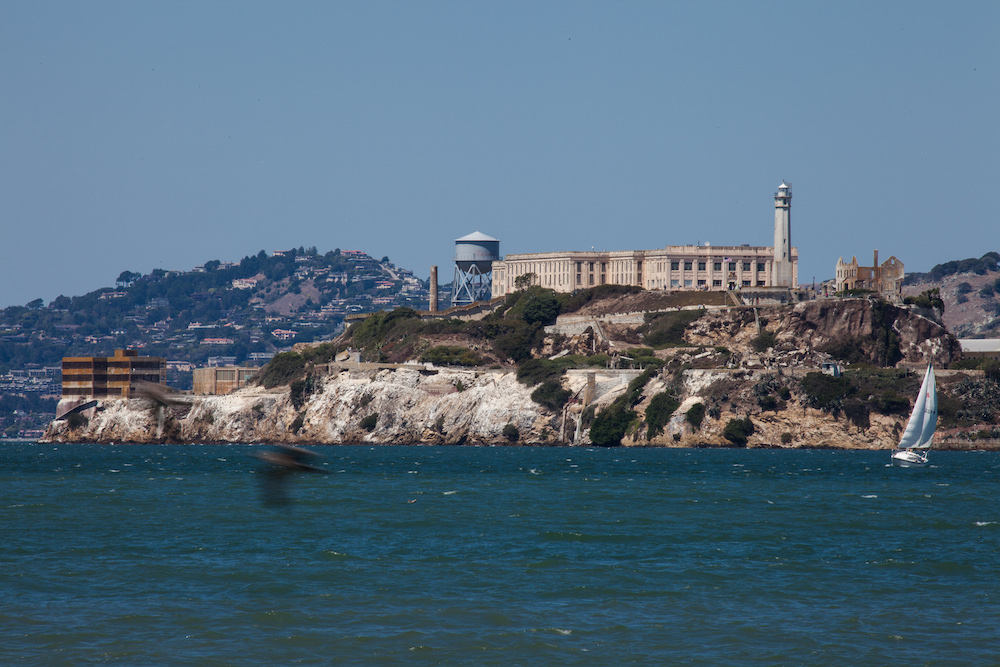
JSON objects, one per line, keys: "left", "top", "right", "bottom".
{"left": 46, "top": 297, "right": 994, "bottom": 449}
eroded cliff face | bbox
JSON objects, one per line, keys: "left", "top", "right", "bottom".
{"left": 683, "top": 299, "right": 960, "bottom": 369}
{"left": 46, "top": 369, "right": 555, "bottom": 446}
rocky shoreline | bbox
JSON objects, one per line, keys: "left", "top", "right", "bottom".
{"left": 44, "top": 364, "right": 999, "bottom": 451}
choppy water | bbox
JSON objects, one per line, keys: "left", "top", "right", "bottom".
{"left": 2, "top": 444, "right": 1000, "bottom": 665}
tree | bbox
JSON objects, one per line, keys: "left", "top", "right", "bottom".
{"left": 522, "top": 291, "right": 561, "bottom": 326}
{"left": 514, "top": 273, "right": 537, "bottom": 290}
{"left": 26, "top": 298, "right": 44, "bottom": 310}
{"left": 116, "top": 271, "right": 140, "bottom": 288}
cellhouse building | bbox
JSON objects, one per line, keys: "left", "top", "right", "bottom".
{"left": 492, "top": 182, "right": 798, "bottom": 298}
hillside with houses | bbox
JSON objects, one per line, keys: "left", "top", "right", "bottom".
{"left": 0, "top": 247, "right": 441, "bottom": 436}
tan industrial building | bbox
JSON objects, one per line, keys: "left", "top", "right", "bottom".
{"left": 492, "top": 182, "right": 798, "bottom": 297}
{"left": 834, "top": 250, "right": 904, "bottom": 295}
{"left": 61, "top": 349, "right": 166, "bottom": 400}
{"left": 193, "top": 366, "right": 258, "bottom": 395}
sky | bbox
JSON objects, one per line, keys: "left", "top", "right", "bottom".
{"left": 1, "top": 1, "right": 997, "bottom": 308}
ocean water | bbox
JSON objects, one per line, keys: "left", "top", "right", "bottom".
{"left": 2, "top": 444, "right": 1000, "bottom": 666}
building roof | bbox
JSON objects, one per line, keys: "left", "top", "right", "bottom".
{"left": 960, "top": 339, "right": 1000, "bottom": 353}
{"left": 455, "top": 231, "right": 499, "bottom": 243}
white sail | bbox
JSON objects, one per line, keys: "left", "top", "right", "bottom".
{"left": 914, "top": 365, "right": 937, "bottom": 449}
{"left": 897, "top": 365, "right": 934, "bottom": 450}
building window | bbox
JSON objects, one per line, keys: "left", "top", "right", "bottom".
{"left": 697, "top": 279, "right": 706, "bottom": 286}
{"left": 742, "top": 262, "right": 751, "bottom": 271}
{"left": 714, "top": 262, "right": 722, "bottom": 271}
{"left": 757, "top": 281, "right": 765, "bottom": 287}
{"left": 684, "top": 279, "right": 693, "bottom": 287}
{"left": 698, "top": 262, "right": 706, "bottom": 271}
{"left": 742, "top": 280, "right": 751, "bottom": 287}
{"left": 671, "top": 279, "right": 680, "bottom": 287}
{"left": 728, "top": 262, "right": 736, "bottom": 271}
{"left": 713, "top": 279, "right": 722, "bottom": 287}
{"left": 671, "top": 261, "right": 679, "bottom": 271}
{"left": 684, "top": 261, "right": 692, "bottom": 270}
{"left": 757, "top": 262, "right": 765, "bottom": 272}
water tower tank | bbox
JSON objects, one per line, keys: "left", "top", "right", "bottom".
{"left": 454, "top": 231, "right": 500, "bottom": 272}
{"left": 452, "top": 231, "right": 500, "bottom": 307}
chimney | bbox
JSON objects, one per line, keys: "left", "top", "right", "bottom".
{"left": 429, "top": 266, "right": 438, "bottom": 312}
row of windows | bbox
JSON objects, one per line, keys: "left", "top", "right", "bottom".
{"left": 62, "top": 387, "right": 125, "bottom": 396}
{"left": 63, "top": 360, "right": 163, "bottom": 370}
{"left": 664, "top": 261, "right": 767, "bottom": 272}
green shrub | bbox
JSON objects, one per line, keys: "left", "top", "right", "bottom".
{"left": 502, "top": 423, "right": 520, "bottom": 442}
{"left": 589, "top": 404, "right": 637, "bottom": 446}
{"left": 645, "top": 391, "right": 680, "bottom": 439}
{"left": 905, "top": 288, "right": 946, "bottom": 311}
{"left": 420, "top": 345, "right": 482, "bottom": 367}
{"left": 800, "top": 372, "right": 849, "bottom": 412}
{"left": 491, "top": 322, "right": 540, "bottom": 362}
{"left": 871, "top": 392, "right": 910, "bottom": 416}
{"left": 757, "top": 395, "right": 778, "bottom": 411}
{"left": 260, "top": 351, "right": 306, "bottom": 388}
{"left": 561, "top": 284, "right": 643, "bottom": 314}
{"left": 751, "top": 330, "right": 776, "bottom": 353}
{"left": 642, "top": 310, "right": 705, "bottom": 347}
{"left": 522, "top": 291, "right": 562, "bottom": 326}
{"left": 685, "top": 402, "right": 706, "bottom": 430}
{"left": 360, "top": 413, "right": 378, "bottom": 431}
{"left": 349, "top": 307, "right": 421, "bottom": 350}
{"left": 842, "top": 397, "right": 870, "bottom": 429}
{"left": 723, "top": 417, "right": 755, "bottom": 446}
{"left": 778, "top": 386, "right": 792, "bottom": 400}
{"left": 516, "top": 358, "right": 565, "bottom": 386}
{"left": 67, "top": 412, "right": 88, "bottom": 430}
{"left": 986, "top": 360, "right": 1000, "bottom": 383}
{"left": 289, "top": 375, "right": 319, "bottom": 410}
{"left": 531, "top": 380, "right": 572, "bottom": 411}
{"left": 781, "top": 432, "right": 793, "bottom": 444}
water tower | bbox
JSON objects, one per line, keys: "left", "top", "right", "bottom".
{"left": 452, "top": 231, "right": 500, "bottom": 306}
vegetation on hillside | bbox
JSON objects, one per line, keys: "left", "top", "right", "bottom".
{"left": 904, "top": 251, "right": 999, "bottom": 284}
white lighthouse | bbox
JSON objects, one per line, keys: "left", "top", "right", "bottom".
{"left": 772, "top": 181, "right": 794, "bottom": 287}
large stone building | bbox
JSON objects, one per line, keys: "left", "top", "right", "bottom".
{"left": 834, "top": 250, "right": 904, "bottom": 295}
{"left": 492, "top": 182, "right": 798, "bottom": 297}
{"left": 61, "top": 349, "right": 166, "bottom": 400}
{"left": 193, "top": 366, "right": 258, "bottom": 395}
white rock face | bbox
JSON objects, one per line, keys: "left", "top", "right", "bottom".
{"left": 46, "top": 368, "right": 557, "bottom": 446}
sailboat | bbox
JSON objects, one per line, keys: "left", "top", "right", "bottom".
{"left": 891, "top": 365, "right": 937, "bottom": 467}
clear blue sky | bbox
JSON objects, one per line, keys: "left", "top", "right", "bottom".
{"left": 2, "top": 1, "right": 997, "bottom": 307}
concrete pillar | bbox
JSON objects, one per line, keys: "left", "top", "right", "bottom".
{"left": 584, "top": 372, "right": 596, "bottom": 408}
{"left": 429, "top": 266, "right": 438, "bottom": 312}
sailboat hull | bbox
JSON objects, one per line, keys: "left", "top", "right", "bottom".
{"left": 891, "top": 449, "right": 928, "bottom": 467}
